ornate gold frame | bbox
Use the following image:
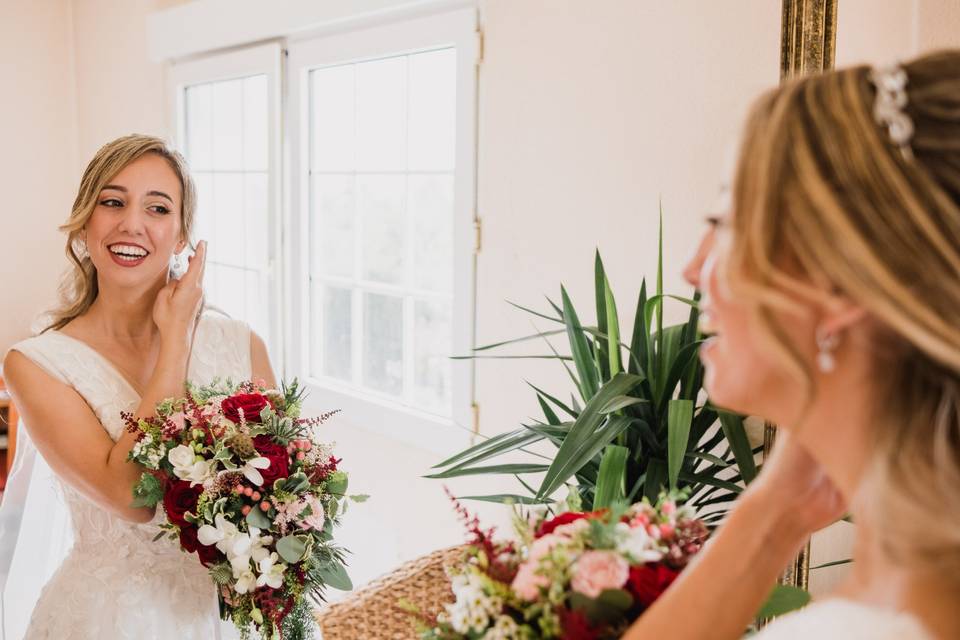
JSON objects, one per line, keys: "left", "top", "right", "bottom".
{"left": 768, "top": 0, "right": 839, "bottom": 591}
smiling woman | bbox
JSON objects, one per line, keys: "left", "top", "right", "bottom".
{"left": 0, "top": 134, "right": 276, "bottom": 639}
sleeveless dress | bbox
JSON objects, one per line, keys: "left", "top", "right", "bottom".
{"left": 7, "top": 310, "right": 251, "bottom": 639}
{"left": 753, "top": 598, "right": 934, "bottom": 639}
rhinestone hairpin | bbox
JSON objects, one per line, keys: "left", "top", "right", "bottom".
{"left": 869, "top": 63, "right": 915, "bottom": 161}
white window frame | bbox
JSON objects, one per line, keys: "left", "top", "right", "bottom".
{"left": 166, "top": 42, "right": 285, "bottom": 366}
{"left": 286, "top": 9, "right": 478, "bottom": 453}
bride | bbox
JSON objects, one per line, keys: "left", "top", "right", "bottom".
{"left": 1, "top": 134, "right": 275, "bottom": 638}
{"left": 625, "top": 50, "right": 960, "bottom": 639}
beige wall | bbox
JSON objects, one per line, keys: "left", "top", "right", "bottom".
{"left": 0, "top": 0, "right": 78, "bottom": 350}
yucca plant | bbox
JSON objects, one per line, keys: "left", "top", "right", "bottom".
{"left": 429, "top": 223, "right": 759, "bottom": 525}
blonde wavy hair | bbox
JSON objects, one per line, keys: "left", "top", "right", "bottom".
{"left": 44, "top": 134, "right": 197, "bottom": 332}
{"left": 727, "top": 50, "right": 960, "bottom": 573}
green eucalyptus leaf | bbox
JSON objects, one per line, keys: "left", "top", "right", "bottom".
{"left": 318, "top": 560, "right": 353, "bottom": 591}
{"left": 246, "top": 506, "right": 272, "bottom": 530}
{"left": 276, "top": 534, "right": 308, "bottom": 564}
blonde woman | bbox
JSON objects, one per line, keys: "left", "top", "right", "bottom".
{"left": 623, "top": 50, "right": 960, "bottom": 639}
{"left": 1, "top": 135, "right": 274, "bottom": 638}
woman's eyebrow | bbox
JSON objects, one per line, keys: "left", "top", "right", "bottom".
{"left": 100, "top": 184, "right": 173, "bottom": 203}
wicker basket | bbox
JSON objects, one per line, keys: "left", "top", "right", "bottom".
{"left": 315, "top": 545, "right": 466, "bottom": 639}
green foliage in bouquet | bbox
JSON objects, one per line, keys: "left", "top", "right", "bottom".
{"left": 429, "top": 220, "right": 758, "bottom": 523}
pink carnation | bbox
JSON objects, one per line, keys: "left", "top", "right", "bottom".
{"left": 511, "top": 561, "right": 550, "bottom": 601}
{"left": 571, "top": 551, "right": 629, "bottom": 598}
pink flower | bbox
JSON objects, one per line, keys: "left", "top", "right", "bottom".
{"left": 297, "top": 494, "right": 326, "bottom": 531}
{"left": 529, "top": 534, "right": 563, "bottom": 562}
{"left": 571, "top": 551, "right": 629, "bottom": 598}
{"left": 511, "top": 561, "right": 550, "bottom": 601}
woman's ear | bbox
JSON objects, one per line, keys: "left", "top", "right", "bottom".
{"left": 819, "top": 295, "right": 869, "bottom": 336}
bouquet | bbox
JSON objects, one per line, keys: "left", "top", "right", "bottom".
{"left": 414, "top": 492, "right": 708, "bottom": 639}
{"left": 125, "top": 378, "right": 364, "bottom": 640}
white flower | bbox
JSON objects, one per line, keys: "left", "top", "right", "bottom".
{"left": 168, "top": 444, "right": 195, "bottom": 470}
{"left": 253, "top": 548, "right": 287, "bottom": 589}
{"left": 615, "top": 522, "right": 663, "bottom": 563}
{"left": 198, "top": 514, "right": 239, "bottom": 552}
{"left": 233, "top": 567, "right": 257, "bottom": 594}
{"left": 168, "top": 444, "right": 215, "bottom": 486}
{"left": 240, "top": 456, "right": 271, "bottom": 486}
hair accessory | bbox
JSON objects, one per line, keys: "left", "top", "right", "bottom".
{"left": 868, "top": 63, "right": 914, "bottom": 161}
{"left": 815, "top": 326, "right": 839, "bottom": 373}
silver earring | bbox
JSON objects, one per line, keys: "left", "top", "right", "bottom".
{"left": 171, "top": 252, "right": 186, "bottom": 277}
{"left": 815, "top": 326, "right": 839, "bottom": 373}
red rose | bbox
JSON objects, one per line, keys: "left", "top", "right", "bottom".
{"left": 536, "top": 509, "right": 607, "bottom": 538}
{"left": 163, "top": 480, "right": 202, "bottom": 528}
{"left": 179, "top": 525, "right": 222, "bottom": 567}
{"left": 626, "top": 563, "right": 679, "bottom": 608}
{"left": 253, "top": 435, "right": 290, "bottom": 487}
{"left": 221, "top": 393, "right": 270, "bottom": 424}
{"left": 558, "top": 607, "right": 599, "bottom": 640}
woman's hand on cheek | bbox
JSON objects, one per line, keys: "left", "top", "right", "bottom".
{"left": 152, "top": 240, "right": 206, "bottom": 349}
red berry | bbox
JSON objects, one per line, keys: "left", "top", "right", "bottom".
{"left": 296, "top": 452, "right": 306, "bottom": 461}
{"left": 260, "top": 501, "right": 271, "bottom": 512}
{"left": 244, "top": 487, "right": 253, "bottom": 497}
{"left": 252, "top": 491, "right": 261, "bottom": 501}
{"left": 242, "top": 505, "right": 252, "bottom": 516}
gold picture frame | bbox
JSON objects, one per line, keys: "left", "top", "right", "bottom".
{"left": 768, "top": 0, "right": 839, "bottom": 591}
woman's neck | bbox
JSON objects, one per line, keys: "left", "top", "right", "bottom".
{"left": 79, "top": 277, "right": 165, "bottom": 340}
{"left": 836, "top": 503, "right": 960, "bottom": 639}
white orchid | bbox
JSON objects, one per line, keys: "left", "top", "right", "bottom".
{"left": 253, "top": 548, "right": 287, "bottom": 589}
{"left": 197, "top": 514, "right": 240, "bottom": 553}
{"left": 240, "top": 456, "right": 272, "bottom": 486}
{"left": 168, "top": 444, "right": 216, "bottom": 486}
{"left": 233, "top": 567, "right": 257, "bottom": 594}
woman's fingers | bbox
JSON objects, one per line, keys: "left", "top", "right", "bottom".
{"left": 179, "top": 240, "right": 207, "bottom": 289}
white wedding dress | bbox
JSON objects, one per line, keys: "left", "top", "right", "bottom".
{"left": 0, "top": 310, "right": 251, "bottom": 639}
{"left": 752, "top": 598, "right": 934, "bottom": 639}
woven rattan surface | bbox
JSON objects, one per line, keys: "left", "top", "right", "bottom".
{"left": 315, "top": 545, "right": 466, "bottom": 639}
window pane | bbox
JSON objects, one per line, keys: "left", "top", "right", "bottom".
{"left": 414, "top": 298, "right": 452, "bottom": 413}
{"left": 358, "top": 174, "right": 405, "bottom": 285}
{"left": 409, "top": 175, "right": 454, "bottom": 293}
{"left": 193, "top": 172, "right": 214, "bottom": 246}
{"left": 185, "top": 84, "right": 213, "bottom": 171}
{"left": 243, "top": 75, "right": 269, "bottom": 171}
{"left": 210, "top": 263, "right": 246, "bottom": 320}
{"left": 245, "top": 270, "right": 268, "bottom": 340}
{"left": 311, "top": 174, "right": 355, "bottom": 278}
{"left": 244, "top": 173, "right": 269, "bottom": 270}
{"left": 212, "top": 79, "right": 243, "bottom": 170}
{"left": 356, "top": 57, "right": 406, "bottom": 172}
{"left": 310, "top": 65, "right": 356, "bottom": 172}
{"left": 213, "top": 173, "right": 244, "bottom": 267}
{"left": 407, "top": 48, "right": 456, "bottom": 171}
{"left": 362, "top": 292, "right": 403, "bottom": 395}
{"left": 313, "top": 285, "right": 353, "bottom": 381}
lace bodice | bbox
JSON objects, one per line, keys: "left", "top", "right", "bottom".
{"left": 8, "top": 310, "right": 251, "bottom": 639}
{"left": 753, "top": 599, "right": 933, "bottom": 640}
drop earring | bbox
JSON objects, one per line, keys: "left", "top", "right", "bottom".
{"left": 815, "top": 326, "right": 839, "bottom": 373}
